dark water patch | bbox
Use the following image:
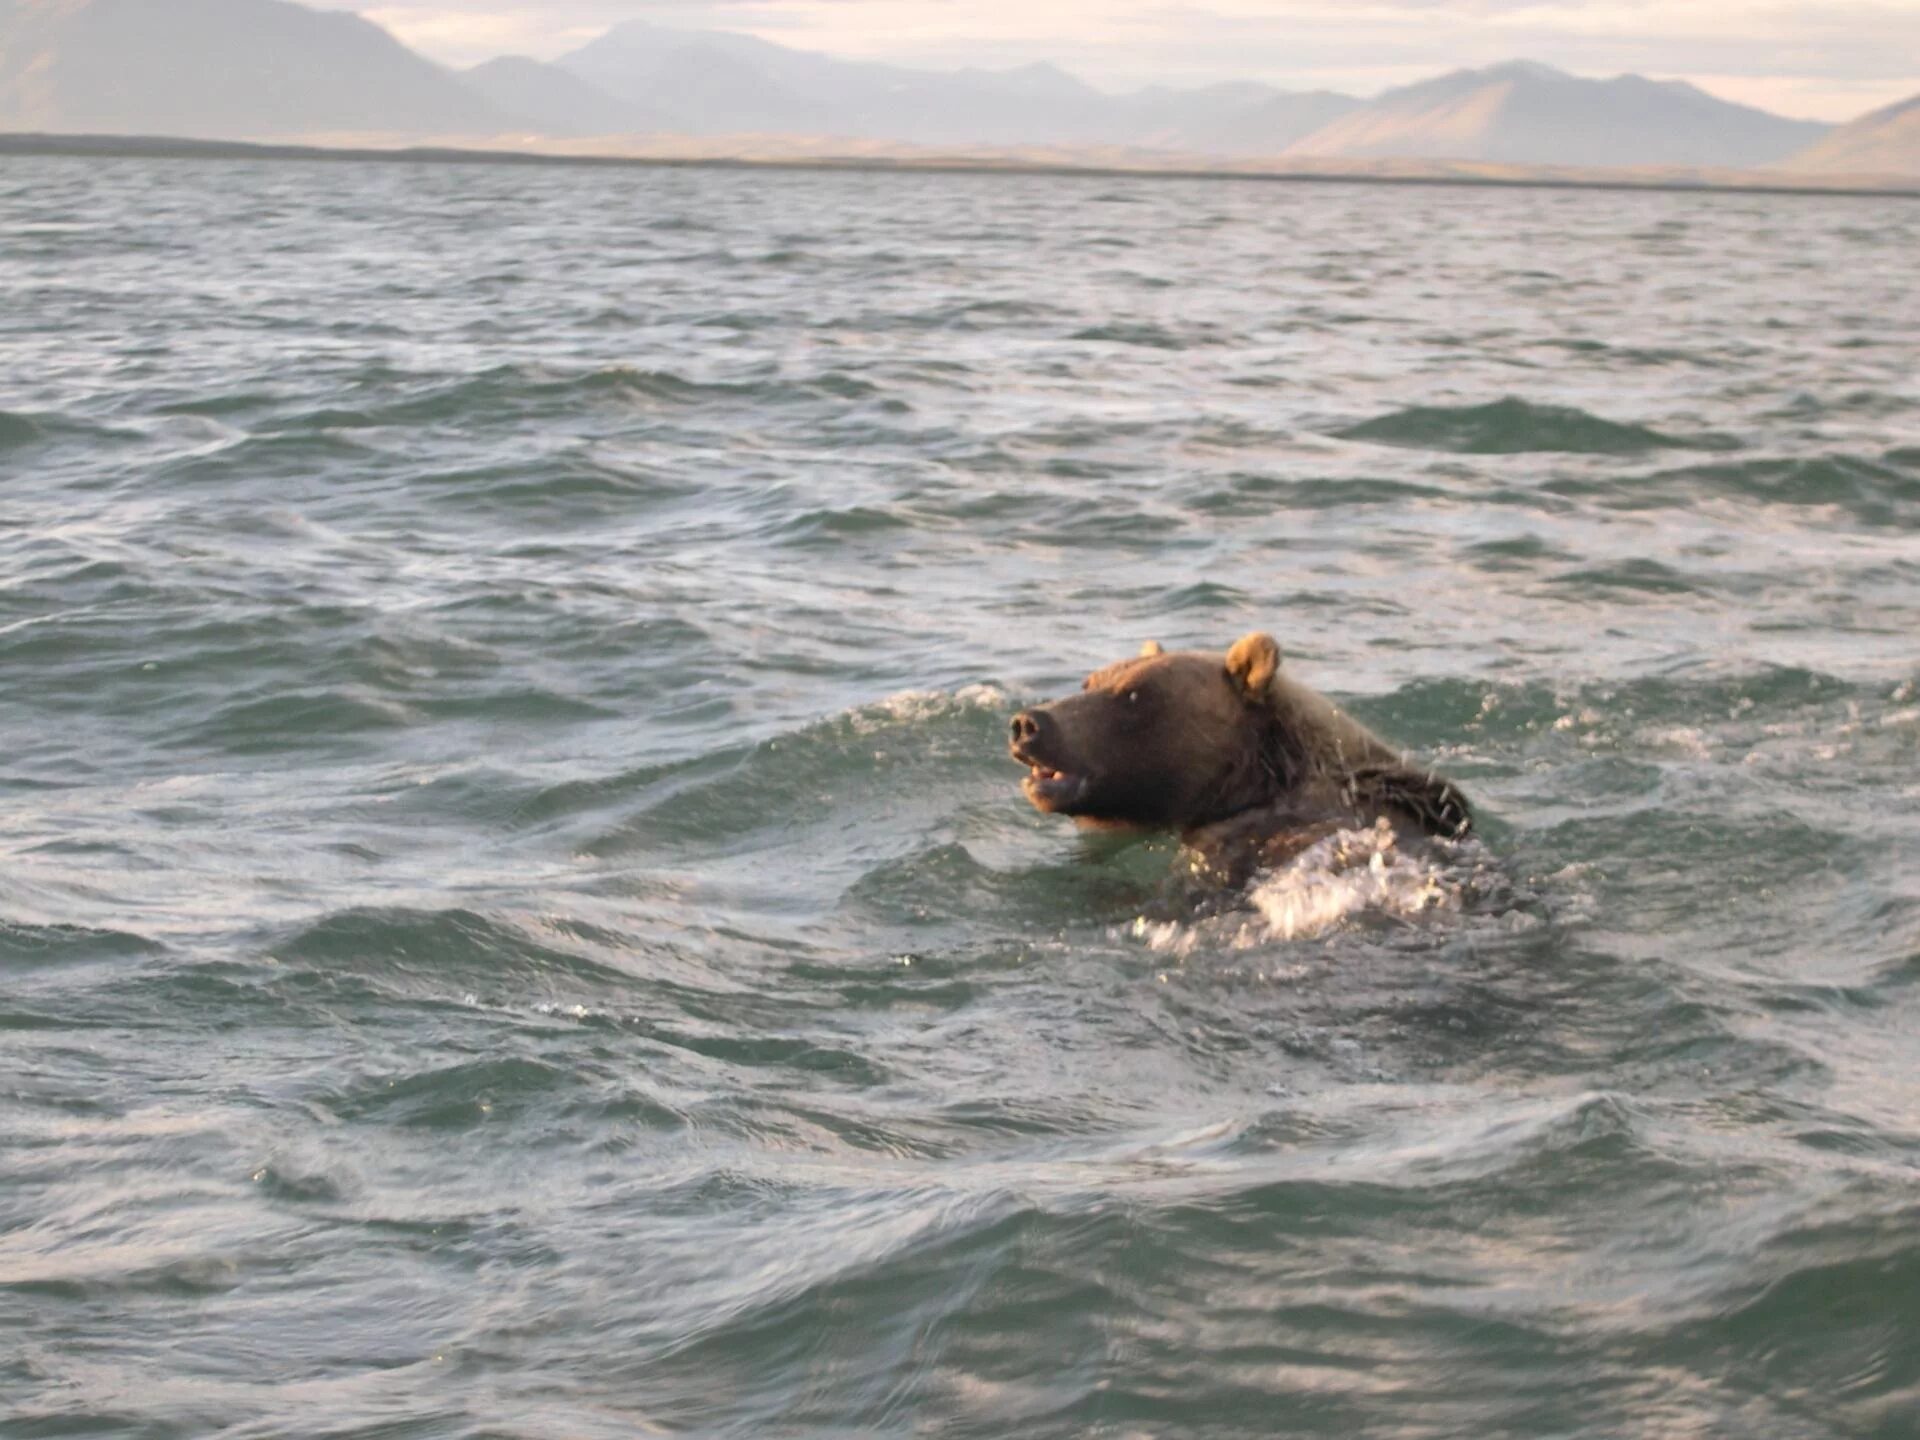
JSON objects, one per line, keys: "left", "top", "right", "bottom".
{"left": 174, "top": 688, "right": 420, "bottom": 755}
{"left": 1190, "top": 473, "right": 1448, "bottom": 515}
{"left": 376, "top": 364, "right": 739, "bottom": 422}
{"left": 774, "top": 505, "right": 919, "bottom": 545}
{"left": 615, "top": 1195, "right": 1049, "bottom": 1431}
{"left": 152, "top": 388, "right": 289, "bottom": 419}
{"left": 1069, "top": 322, "right": 1188, "bottom": 349}
{"left": 415, "top": 685, "right": 618, "bottom": 726}
{"left": 841, "top": 840, "right": 1165, "bottom": 934}
{"left": 1535, "top": 338, "right": 1731, "bottom": 370}
{"left": 1559, "top": 455, "right": 1920, "bottom": 528}
{"left": 784, "top": 956, "right": 987, "bottom": 1015}
{"left": 1031, "top": 501, "right": 1194, "bottom": 550}
{"left": 908, "top": 486, "right": 1047, "bottom": 524}
{"left": 638, "top": 1026, "right": 892, "bottom": 1089}
{"left": 246, "top": 363, "right": 811, "bottom": 435}
{"left": 1648, "top": 1199, "right": 1920, "bottom": 1427}
{"left": 321, "top": 1056, "right": 576, "bottom": 1129}
{"left": 1159, "top": 580, "right": 1252, "bottom": 612}
{"left": 1765, "top": 389, "right": 1915, "bottom": 421}
{"left": 1547, "top": 557, "right": 1703, "bottom": 598}
{"left": 913, "top": 298, "right": 1066, "bottom": 330}
{"left": 0, "top": 408, "right": 147, "bottom": 455}
{"left": 1530, "top": 805, "right": 1855, "bottom": 928}
{"left": 1352, "top": 666, "right": 1864, "bottom": 757}
{"left": 582, "top": 687, "right": 1012, "bottom": 858}
{"left": 149, "top": 428, "right": 386, "bottom": 485}
{"left": 0, "top": 921, "right": 162, "bottom": 969}
{"left": 270, "top": 907, "right": 638, "bottom": 995}
{"left": 411, "top": 454, "right": 697, "bottom": 515}
{"left": 804, "top": 371, "right": 884, "bottom": 402}
{"left": 0, "top": 410, "right": 46, "bottom": 449}
{"left": 1334, "top": 397, "right": 1731, "bottom": 455}
{"left": 1458, "top": 532, "right": 1579, "bottom": 572}
{"left": 1041, "top": 456, "right": 1142, "bottom": 480}
{"left": 1345, "top": 675, "right": 1538, "bottom": 739}
{"left": 30, "top": 606, "right": 368, "bottom": 694}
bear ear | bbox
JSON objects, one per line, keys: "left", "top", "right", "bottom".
{"left": 1225, "top": 631, "right": 1281, "bottom": 698}
{"left": 1139, "top": 640, "right": 1164, "bottom": 658}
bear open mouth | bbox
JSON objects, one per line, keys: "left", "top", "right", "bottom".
{"left": 1019, "top": 763, "right": 1089, "bottom": 811}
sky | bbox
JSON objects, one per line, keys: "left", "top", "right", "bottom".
{"left": 330, "top": 1, "right": 1920, "bottom": 122}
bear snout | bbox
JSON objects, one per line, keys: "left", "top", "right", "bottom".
{"left": 1009, "top": 708, "right": 1050, "bottom": 757}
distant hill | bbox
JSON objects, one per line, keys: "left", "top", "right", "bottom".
{"left": 0, "top": 0, "right": 506, "bottom": 138}
{"left": 556, "top": 21, "right": 1360, "bottom": 152}
{"left": 1113, "top": 83, "right": 1361, "bottom": 155}
{"left": 1785, "top": 91, "right": 1920, "bottom": 176}
{"left": 1283, "top": 60, "right": 1828, "bottom": 168}
{"left": 559, "top": 25, "right": 839, "bottom": 136}
{"left": 463, "top": 57, "right": 664, "bottom": 138}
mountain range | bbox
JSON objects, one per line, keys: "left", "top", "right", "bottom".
{"left": 1, "top": 0, "right": 1915, "bottom": 176}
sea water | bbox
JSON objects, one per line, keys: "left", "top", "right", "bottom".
{"left": 3, "top": 156, "right": 1918, "bottom": 1436}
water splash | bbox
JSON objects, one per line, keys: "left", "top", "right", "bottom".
{"left": 1132, "top": 819, "right": 1464, "bottom": 956}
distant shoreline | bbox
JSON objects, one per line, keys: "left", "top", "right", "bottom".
{"left": 4, "top": 130, "right": 1917, "bottom": 201}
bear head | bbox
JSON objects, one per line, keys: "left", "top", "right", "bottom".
{"left": 1008, "top": 631, "right": 1473, "bottom": 841}
{"left": 1007, "top": 632, "right": 1289, "bottom": 831}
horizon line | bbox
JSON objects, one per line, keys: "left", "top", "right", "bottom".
{"left": 7, "top": 129, "right": 1917, "bottom": 199}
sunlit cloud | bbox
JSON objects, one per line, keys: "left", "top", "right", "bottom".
{"left": 326, "top": 0, "right": 1920, "bottom": 120}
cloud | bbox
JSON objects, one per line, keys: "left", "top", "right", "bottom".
{"left": 329, "top": 0, "right": 1920, "bottom": 119}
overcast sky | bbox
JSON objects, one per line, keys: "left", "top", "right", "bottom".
{"left": 330, "top": 1, "right": 1920, "bottom": 121}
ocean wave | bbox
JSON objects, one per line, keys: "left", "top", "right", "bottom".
{"left": 1553, "top": 454, "right": 1920, "bottom": 527}
{"left": 176, "top": 688, "right": 421, "bottom": 754}
{"left": 773, "top": 504, "right": 918, "bottom": 544}
{"left": 411, "top": 453, "right": 698, "bottom": 513}
{"left": 1333, "top": 397, "right": 1732, "bottom": 455}
{"left": 0, "top": 407, "right": 147, "bottom": 454}
{"left": 577, "top": 684, "right": 1016, "bottom": 857}
{"left": 225, "top": 362, "right": 897, "bottom": 438}
{"left": 0, "top": 919, "right": 162, "bottom": 967}
{"left": 270, "top": 906, "right": 632, "bottom": 991}
{"left": 319, "top": 1056, "right": 576, "bottom": 1129}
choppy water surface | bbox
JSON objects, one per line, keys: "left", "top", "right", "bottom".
{"left": 3, "top": 156, "right": 1919, "bottom": 1437}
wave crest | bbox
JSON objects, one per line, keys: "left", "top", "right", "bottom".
{"left": 1335, "top": 397, "right": 1727, "bottom": 455}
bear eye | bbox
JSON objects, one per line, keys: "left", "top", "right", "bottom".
{"left": 1126, "top": 690, "right": 1141, "bottom": 705}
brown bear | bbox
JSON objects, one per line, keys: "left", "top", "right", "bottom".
{"left": 1008, "top": 632, "right": 1471, "bottom": 881}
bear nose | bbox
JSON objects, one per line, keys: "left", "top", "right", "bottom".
{"left": 1010, "top": 710, "right": 1047, "bottom": 748}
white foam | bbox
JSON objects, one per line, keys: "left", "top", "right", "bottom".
{"left": 848, "top": 683, "right": 1011, "bottom": 734}
{"left": 532, "top": 1001, "right": 601, "bottom": 1020}
{"left": 1131, "top": 819, "right": 1462, "bottom": 957}
{"left": 1647, "top": 726, "right": 1713, "bottom": 760}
